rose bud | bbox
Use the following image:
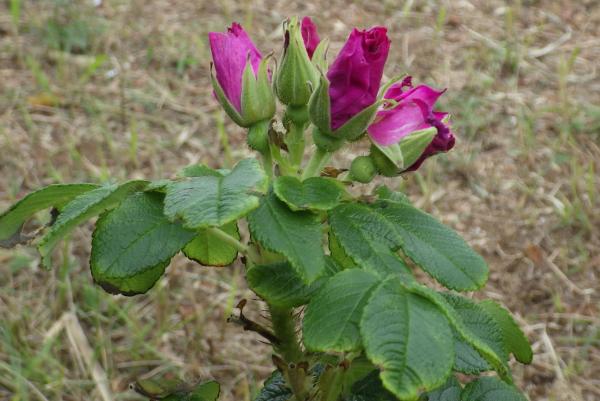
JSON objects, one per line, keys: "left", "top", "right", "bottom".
{"left": 275, "top": 17, "right": 319, "bottom": 108}
{"left": 308, "top": 26, "right": 390, "bottom": 146}
{"left": 208, "top": 22, "right": 275, "bottom": 144}
{"left": 367, "top": 76, "right": 455, "bottom": 173}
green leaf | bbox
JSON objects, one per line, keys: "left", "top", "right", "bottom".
{"left": 303, "top": 269, "right": 380, "bottom": 352}
{"left": 360, "top": 278, "right": 454, "bottom": 401}
{"left": 407, "top": 286, "right": 510, "bottom": 381}
{"left": 479, "top": 300, "right": 533, "bottom": 364}
{"left": 183, "top": 222, "right": 240, "bottom": 267}
{"left": 247, "top": 261, "right": 325, "bottom": 308}
{"left": 328, "top": 203, "right": 412, "bottom": 279}
{"left": 375, "top": 185, "right": 411, "bottom": 204}
{"left": 273, "top": 176, "right": 347, "bottom": 211}
{"left": 442, "top": 294, "right": 509, "bottom": 366}
{"left": 0, "top": 184, "right": 98, "bottom": 248}
{"left": 37, "top": 181, "right": 148, "bottom": 269}
{"left": 422, "top": 376, "right": 461, "bottom": 401}
{"left": 164, "top": 158, "right": 268, "bottom": 229}
{"left": 254, "top": 371, "right": 292, "bottom": 401}
{"left": 328, "top": 231, "right": 357, "bottom": 270}
{"left": 342, "top": 357, "right": 377, "bottom": 395}
{"left": 453, "top": 331, "right": 492, "bottom": 374}
{"left": 248, "top": 192, "right": 325, "bottom": 283}
{"left": 345, "top": 371, "right": 397, "bottom": 401}
{"left": 178, "top": 164, "right": 224, "bottom": 178}
{"left": 187, "top": 381, "right": 220, "bottom": 401}
{"left": 370, "top": 199, "right": 488, "bottom": 291}
{"left": 460, "top": 377, "right": 527, "bottom": 401}
{"left": 91, "top": 192, "right": 195, "bottom": 296}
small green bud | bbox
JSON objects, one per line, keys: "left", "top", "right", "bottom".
{"left": 350, "top": 156, "right": 377, "bottom": 183}
{"left": 275, "top": 17, "right": 319, "bottom": 107}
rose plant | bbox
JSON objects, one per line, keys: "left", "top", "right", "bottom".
{"left": 0, "top": 17, "right": 532, "bottom": 401}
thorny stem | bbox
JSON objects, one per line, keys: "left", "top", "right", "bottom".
{"left": 269, "top": 305, "right": 308, "bottom": 400}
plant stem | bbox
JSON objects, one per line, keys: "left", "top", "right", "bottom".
{"left": 269, "top": 305, "right": 308, "bottom": 400}
{"left": 286, "top": 121, "right": 307, "bottom": 169}
{"left": 318, "top": 366, "right": 344, "bottom": 401}
{"left": 269, "top": 305, "right": 303, "bottom": 362}
{"left": 262, "top": 148, "right": 274, "bottom": 181}
{"left": 301, "top": 147, "right": 331, "bottom": 180}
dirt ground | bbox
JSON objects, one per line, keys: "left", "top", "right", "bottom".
{"left": 0, "top": 1, "right": 599, "bottom": 400}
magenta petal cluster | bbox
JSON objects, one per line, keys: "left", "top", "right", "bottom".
{"left": 367, "top": 76, "right": 455, "bottom": 170}
{"left": 208, "top": 23, "right": 262, "bottom": 112}
{"left": 301, "top": 17, "right": 320, "bottom": 59}
{"left": 327, "top": 27, "right": 390, "bottom": 131}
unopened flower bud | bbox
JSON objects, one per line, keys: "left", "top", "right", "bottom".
{"left": 275, "top": 17, "right": 319, "bottom": 107}
{"left": 350, "top": 155, "right": 377, "bottom": 183}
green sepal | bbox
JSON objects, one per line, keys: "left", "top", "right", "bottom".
{"left": 241, "top": 57, "right": 276, "bottom": 125}
{"left": 308, "top": 70, "right": 332, "bottom": 134}
{"left": 275, "top": 17, "right": 318, "bottom": 106}
{"left": 372, "top": 127, "right": 436, "bottom": 170}
{"left": 210, "top": 64, "right": 247, "bottom": 127}
{"left": 311, "top": 38, "right": 329, "bottom": 72}
{"left": 370, "top": 145, "right": 401, "bottom": 177}
{"left": 333, "top": 99, "right": 384, "bottom": 141}
{"left": 377, "top": 74, "right": 408, "bottom": 99}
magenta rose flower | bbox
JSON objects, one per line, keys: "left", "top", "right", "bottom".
{"left": 327, "top": 27, "right": 390, "bottom": 131}
{"left": 208, "top": 23, "right": 262, "bottom": 112}
{"left": 301, "top": 17, "right": 320, "bottom": 59}
{"left": 367, "top": 76, "right": 455, "bottom": 171}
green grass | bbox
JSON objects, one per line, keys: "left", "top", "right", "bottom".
{"left": 0, "top": 1, "right": 599, "bottom": 400}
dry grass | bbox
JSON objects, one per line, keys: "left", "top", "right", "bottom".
{"left": 1, "top": 0, "right": 599, "bottom": 400}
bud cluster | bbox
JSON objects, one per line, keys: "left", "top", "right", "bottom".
{"left": 208, "top": 17, "right": 455, "bottom": 180}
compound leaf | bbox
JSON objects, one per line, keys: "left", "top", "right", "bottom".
{"left": 479, "top": 300, "right": 533, "bottom": 364}
{"left": 37, "top": 180, "right": 148, "bottom": 268}
{"left": 460, "top": 377, "right": 527, "bottom": 401}
{"left": 164, "top": 158, "right": 268, "bottom": 229}
{"left": 360, "top": 277, "right": 454, "bottom": 401}
{"left": 303, "top": 269, "right": 380, "bottom": 352}
{"left": 370, "top": 199, "right": 488, "bottom": 291}
{"left": 0, "top": 184, "right": 98, "bottom": 248}
{"left": 91, "top": 192, "right": 195, "bottom": 295}
{"left": 273, "top": 176, "right": 347, "bottom": 211}
{"left": 328, "top": 203, "right": 411, "bottom": 280}
{"left": 248, "top": 192, "right": 324, "bottom": 283}
{"left": 183, "top": 222, "right": 240, "bottom": 267}
{"left": 254, "top": 371, "right": 292, "bottom": 401}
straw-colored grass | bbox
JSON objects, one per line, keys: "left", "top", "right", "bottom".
{"left": 1, "top": 1, "right": 599, "bottom": 400}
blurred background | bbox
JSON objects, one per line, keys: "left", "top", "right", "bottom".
{"left": 0, "top": 1, "right": 599, "bottom": 400}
